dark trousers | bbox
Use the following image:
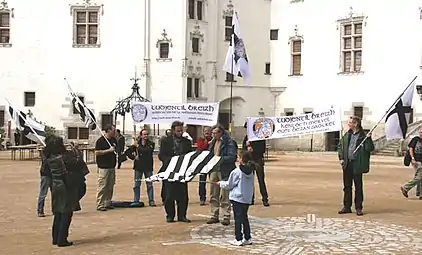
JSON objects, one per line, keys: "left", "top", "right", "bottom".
{"left": 231, "top": 200, "right": 251, "bottom": 241}
{"left": 164, "top": 182, "right": 189, "bottom": 220}
{"left": 252, "top": 159, "right": 268, "bottom": 203}
{"left": 343, "top": 161, "right": 363, "bottom": 210}
{"left": 198, "top": 174, "right": 207, "bottom": 202}
{"left": 52, "top": 212, "right": 73, "bottom": 244}
{"left": 161, "top": 181, "right": 167, "bottom": 203}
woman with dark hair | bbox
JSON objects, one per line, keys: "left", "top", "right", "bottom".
{"left": 42, "top": 136, "right": 78, "bottom": 247}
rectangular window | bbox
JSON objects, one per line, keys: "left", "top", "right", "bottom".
{"left": 79, "top": 127, "right": 89, "bottom": 139}
{"left": 353, "top": 106, "right": 363, "bottom": 119}
{"left": 341, "top": 22, "right": 363, "bottom": 73}
{"left": 67, "top": 127, "right": 78, "bottom": 139}
{"left": 192, "top": 37, "right": 199, "bottom": 53}
{"left": 196, "top": 1, "right": 203, "bottom": 20}
{"left": 159, "top": 42, "right": 169, "bottom": 58}
{"left": 24, "top": 92, "right": 36, "bottom": 107}
{"left": 225, "top": 72, "right": 235, "bottom": 82}
{"left": 285, "top": 111, "right": 294, "bottom": 116}
{"left": 188, "top": 0, "right": 195, "bottom": 19}
{"left": 265, "top": 63, "right": 271, "bottom": 75}
{"left": 0, "top": 109, "right": 4, "bottom": 127}
{"left": 101, "top": 113, "right": 113, "bottom": 130}
{"left": 291, "top": 40, "right": 302, "bottom": 75}
{"left": 0, "top": 12, "right": 10, "bottom": 44}
{"left": 73, "top": 96, "right": 84, "bottom": 114}
{"left": 74, "top": 10, "right": 100, "bottom": 46}
{"left": 224, "top": 16, "right": 233, "bottom": 41}
{"left": 187, "top": 77, "right": 193, "bottom": 98}
{"left": 270, "top": 29, "right": 279, "bottom": 40}
{"left": 194, "top": 78, "right": 200, "bottom": 98}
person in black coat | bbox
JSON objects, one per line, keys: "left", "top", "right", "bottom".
{"left": 158, "top": 121, "right": 192, "bottom": 223}
{"left": 130, "top": 129, "right": 156, "bottom": 207}
{"left": 243, "top": 122, "right": 270, "bottom": 206}
{"left": 67, "top": 142, "right": 90, "bottom": 212}
{"left": 42, "top": 136, "right": 79, "bottom": 247}
{"left": 116, "top": 129, "right": 126, "bottom": 169}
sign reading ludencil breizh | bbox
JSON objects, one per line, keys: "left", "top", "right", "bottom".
{"left": 246, "top": 107, "right": 342, "bottom": 141}
{"left": 131, "top": 102, "right": 219, "bottom": 126}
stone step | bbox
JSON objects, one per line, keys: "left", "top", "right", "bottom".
{"left": 376, "top": 152, "right": 396, "bottom": 156}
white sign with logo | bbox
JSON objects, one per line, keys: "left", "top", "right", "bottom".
{"left": 246, "top": 107, "right": 342, "bottom": 141}
{"left": 131, "top": 102, "right": 219, "bottom": 126}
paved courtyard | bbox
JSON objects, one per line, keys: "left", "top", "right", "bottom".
{"left": 0, "top": 151, "right": 421, "bottom": 255}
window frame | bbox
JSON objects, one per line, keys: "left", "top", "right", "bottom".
{"left": 71, "top": 4, "right": 103, "bottom": 48}
{"left": 186, "top": 76, "right": 203, "bottom": 100}
{"left": 190, "top": 24, "right": 204, "bottom": 56}
{"left": 224, "top": 16, "right": 233, "bottom": 42}
{"left": 188, "top": 0, "right": 204, "bottom": 21}
{"left": 270, "top": 29, "right": 279, "bottom": 40}
{"left": 156, "top": 29, "right": 173, "bottom": 62}
{"left": 265, "top": 63, "right": 271, "bottom": 75}
{"left": 24, "top": 91, "right": 36, "bottom": 107}
{"left": 0, "top": 9, "right": 11, "bottom": 47}
{"left": 225, "top": 72, "right": 236, "bottom": 82}
{"left": 353, "top": 106, "right": 363, "bottom": 119}
{"left": 0, "top": 109, "right": 4, "bottom": 127}
{"left": 290, "top": 40, "right": 302, "bottom": 76}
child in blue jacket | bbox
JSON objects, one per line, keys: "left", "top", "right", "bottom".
{"left": 218, "top": 151, "right": 255, "bottom": 246}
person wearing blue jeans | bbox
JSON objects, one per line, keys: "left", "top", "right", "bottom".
{"left": 131, "top": 129, "right": 156, "bottom": 207}
{"left": 37, "top": 175, "right": 52, "bottom": 217}
{"left": 218, "top": 151, "right": 255, "bottom": 246}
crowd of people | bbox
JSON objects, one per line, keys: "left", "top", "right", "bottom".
{"left": 36, "top": 115, "right": 422, "bottom": 248}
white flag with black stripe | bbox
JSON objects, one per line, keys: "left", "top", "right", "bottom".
{"left": 8, "top": 105, "right": 46, "bottom": 144}
{"left": 70, "top": 94, "right": 96, "bottom": 130}
{"left": 222, "top": 11, "right": 251, "bottom": 85}
{"left": 145, "top": 150, "right": 221, "bottom": 182}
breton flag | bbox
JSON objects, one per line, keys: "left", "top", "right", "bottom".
{"left": 385, "top": 79, "right": 416, "bottom": 140}
{"left": 145, "top": 150, "right": 221, "bottom": 182}
{"left": 8, "top": 105, "right": 46, "bottom": 144}
{"left": 222, "top": 11, "right": 251, "bottom": 85}
{"left": 69, "top": 92, "right": 96, "bottom": 130}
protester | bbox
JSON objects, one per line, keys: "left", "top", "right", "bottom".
{"left": 37, "top": 150, "right": 52, "bottom": 217}
{"left": 400, "top": 126, "right": 422, "bottom": 200}
{"left": 68, "top": 142, "right": 89, "bottom": 212}
{"left": 131, "top": 129, "right": 156, "bottom": 207}
{"left": 42, "top": 136, "right": 78, "bottom": 247}
{"left": 207, "top": 124, "right": 237, "bottom": 226}
{"left": 196, "top": 126, "right": 212, "bottom": 205}
{"left": 95, "top": 124, "right": 117, "bottom": 211}
{"left": 242, "top": 122, "right": 270, "bottom": 206}
{"left": 218, "top": 151, "right": 255, "bottom": 246}
{"left": 116, "top": 129, "right": 126, "bottom": 169}
{"left": 337, "top": 116, "right": 374, "bottom": 216}
{"left": 158, "top": 121, "right": 192, "bottom": 223}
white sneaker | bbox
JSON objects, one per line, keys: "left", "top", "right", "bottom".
{"left": 229, "top": 240, "right": 243, "bottom": 246}
{"left": 243, "top": 238, "right": 252, "bottom": 245}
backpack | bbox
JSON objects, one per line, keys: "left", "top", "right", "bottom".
{"left": 404, "top": 150, "right": 411, "bottom": 166}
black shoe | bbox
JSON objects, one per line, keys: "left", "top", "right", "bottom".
{"left": 178, "top": 217, "right": 191, "bottom": 223}
{"left": 200, "top": 200, "right": 206, "bottom": 206}
{"left": 356, "top": 209, "right": 364, "bottom": 216}
{"left": 52, "top": 241, "right": 57, "bottom": 245}
{"left": 106, "top": 205, "right": 115, "bottom": 209}
{"left": 400, "top": 187, "right": 408, "bottom": 198}
{"left": 206, "top": 218, "right": 219, "bottom": 224}
{"left": 149, "top": 202, "right": 156, "bottom": 207}
{"left": 97, "top": 207, "right": 107, "bottom": 211}
{"left": 166, "top": 218, "right": 175, "bottom": 223}
{"left": 338, "top": 207, "right": 352, "bottom": 214}
{"left": 57, "top": 241, "right": 73, "bottom": 247}
{"left": 419, "top": 196, "right": 422, "bottom": 200}
{"left": 221, "top": 219, "right": 230, "bottom": 226}
{"left": 263, "top": 201, "right": 270, "bottom": 207}
{"left": 37, "top": 212, "right": 45, "bottom": 217}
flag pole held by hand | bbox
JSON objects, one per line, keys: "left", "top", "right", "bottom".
{"left": 353, "top": 76, "right": 417, "bottom": 154}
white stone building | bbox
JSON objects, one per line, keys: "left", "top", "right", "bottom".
{"left": 270, "top": 0, "right": 422, "bottom": 151}
{"left": 0, "top": 0, "right": 275, "bottom": 144}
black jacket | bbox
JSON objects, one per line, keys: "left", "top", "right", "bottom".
{"left": 243, "top": 135, "right": 266, "bottom": 162}
{"left": 158, "top": 136, "right": 192, "bottom": 173}
{"left": 133, "top": 140, "right": 155, "bottom": 172}
{"left": 116, "top": 135, "right": 126, "bottom": 154}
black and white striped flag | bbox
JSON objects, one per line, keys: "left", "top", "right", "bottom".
{"left": 222, "top": 11, "right": 251, "bottom": 85}
{"left": 71, "top": 95, "right": 96, "bottom": 130}
{"left": 146, "top": 151, "right": 221, "bottom": 182}
{"left": 8, "top": 106, "right": 46, "bottom": 144}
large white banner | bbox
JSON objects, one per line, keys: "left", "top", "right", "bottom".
{"left": 247, "top": 107, "right": 342, "bottom": 141}
{"left": 132, "top": 102, "right": 219, "bottom": 126}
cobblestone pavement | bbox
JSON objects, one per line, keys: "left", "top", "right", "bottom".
{"left": 190, "top": 214, "right": 422, "bottom": 254}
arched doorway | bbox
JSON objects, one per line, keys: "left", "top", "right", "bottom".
{"left": 218, "top": 96, "right": 246, "bottom": 130}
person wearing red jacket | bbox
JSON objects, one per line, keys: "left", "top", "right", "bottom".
{"left": 197, "top": 126, "right": 212, "bottom": 205}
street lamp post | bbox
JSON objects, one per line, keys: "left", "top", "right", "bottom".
{"left": 110, "top": 72, "right": 149, "bottom": 136}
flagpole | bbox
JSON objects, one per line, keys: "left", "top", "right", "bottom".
{"left": 64, "top": 78, "right": 116, "bottom": 152}
{"left": 228, "top": 18, "right": 235, "bottom": 135}
{"left": 4, "top": 98, "right": 46, "bottom": 147}
{"left": 353, "top": 75, "right": 417, "bottom": 154}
